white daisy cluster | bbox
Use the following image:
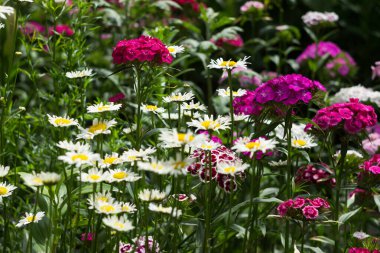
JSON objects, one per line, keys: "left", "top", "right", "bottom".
{"left": 274, "top": 123, "right": 317, "bottom": 149}
{"left": 138, "top": 189, "right": 167, "bottom": 202}
{"left": 163, "top": 92, "right": 194, "bottom": 103}
{"left": 187, "top": 115, "right": 231, "bottom": 132}
{"left": 331, "top": 85, "right": 380, "bottom": 107}
{"left": 301, "top": 11, "right": 338, "bottom": 27}
{"left": 232, "top": 136, "right": 278, "bottom": 158}
{"left": 217, "top": 88, "right": 247, "bottom": 97}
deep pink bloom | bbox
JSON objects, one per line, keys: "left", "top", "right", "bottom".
{"left": 211, "top": 34, "right": 244, "bottom": 48}
{"left": 81, "top": 232, "right": 94, "bottom": 241}
{"left": 302, "top": 205, "right": 319, "bottom": 219}
{"left": 240, "top": 1, "right": 265, "bottom": 13}
{"left": 295, "top": 163, "right": 335, "bottom": 186}
{"left": 21, "top": 21, "right": 45, "bottom": 36}
{"left": 108, "top": 93, "right": 125, "bottom": 103}
{"left": 48, "top": 25, "right": 74, "bottom": 37}
{"left": 308, "top": 197, "right": 330, "bottom": 208}
{"left": 293, "top": 198, "right": 305, "bottom": 209}
{"left": 112, "top": 36, "right": 172, "bottom": 65}
{"left": 173, "top": 0, "right": 200, "bottom": 12}
{"left": 277, "top": 199, "right": 294, "bottom": 216}
{"left": 348, "top": 248, "right": 371, "bottom": 253}
{"left": 360, "top": 154, "right": 380, "bottom": 175}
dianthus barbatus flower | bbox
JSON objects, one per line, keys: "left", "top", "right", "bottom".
{"left": 277, "top": 196, "right": 330, "bottom": 220}
{"left": 301, "top": 11, "right": 338, "bottom": 27}
{"left": 311, "top": 98, "right": 377, "bottom": 134}
{"left": 112, "top": 35, "right": 173, "bottom": 65}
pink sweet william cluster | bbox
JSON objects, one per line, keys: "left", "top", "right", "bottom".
{"left": 119, "top": 236, "right": 160, "bottom": 253}
{"left": 277, "top": 197, "right": 330, "bottom": 220}
{"left": 359, "top": 154, "right": 380, "bottom": 175}
{"left": 186, "top": 145, "right": 245, "bottom": 192}
{"left": 240, "top": 1, "right": 265, "bottom": 13}
{"left": 48, "top": 25, "right": 74, "bottom": 37}
{"left": 211, "top": 34, "right": 244, "bottom": 48}
{"left": 112, "top": 36, "right": 173, "bottom": 65}
{"left": 296, "top": 41, "right": 356, "bottom": 78}
{"left": 311, "top": 98, "right": 377, "bottom": 134}
{"left": 349, "top": 248, "right": 380, "bottom": 253}
{"left": 295, "top": 163, "right": 335, "bottom": 186}
{"left": 173, "top": 0, "right": 200, "bottom": 12}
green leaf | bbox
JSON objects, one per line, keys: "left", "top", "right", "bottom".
{"left": 338, "top": 207, "right": 361, "bottom": 227}
{"left": 373, "top": 195, "right": 380, "bottom": 212}
{"left": 310, "top": 236, "right": 335, "bottom": 245}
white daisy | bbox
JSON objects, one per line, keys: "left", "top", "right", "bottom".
{"left": 187, "top": 114, "right": 230, "bottom": 132}
{"left": 94, "top": 200, "right": 122, "bottom": 214}
{"left": 0, "top": 165, "right": 10, "bottom": 177}
{"left": 77, "top": 118, "right": 117, "bottom": 140}
{"left": 105, "top": 169, "right": 141, "bottom": 183}
{"left": 0, "top": 182, "right": 16, "bottom": 199}
{"left": 334, "top": 150, "right": 363, "bottom": 159}
{"left": 87, "top": 192, "right": 115, "bottom": 209}
{"left": 123, "top": 124, "right": 137, "bottom": 134}
{"left": 57, "top": 140, "right": 90, "bottom": 152}
{"left": 291, "top": 134, "right": 317, "bottom": 149}
{"left": 98, "top": 153, "right": 124, "bottom": 168}
{"left": 268, "top": 160, "right": 287, "bottom": 167}
{"left": 39, "top": 172, "right": 61, "bottom": 185}
{"left": 194, "top": 140, "right": 221, "bottom": 150}
{"left": 141, "top": 104, "right": 165, "bottom": 114}
{"left": 120, "top": 202, "right": 137, "bottom": 213}
{"left": 102, "top": 215, "right": 134, "bottom": 232}
{"left": 182, "top": 101, "right": 207, "bottom": 111}
{"left": 87, "top": 102, "right": 122, "bottom": 113}
{"left": 232, "top": 136, "right": 278, "bottom": 158}
{"left": 138, "top": 160, "right": 171, "bottom": 175}
{"left": 225, "top": 114, "right": 250, "bottom": 122}
{"left": 20, "top": 173, "right": 43, "bottom": 187}
{"left": 217, "top": 88, "right": 247, "bottom": 97}
{"left": 158, "top": 129, "right": 205, "bottom": 148}
{"left": 163, "top": 92, "right": 194, "bottom": 103}
{"left": 183, "top": 111, "right": 203, "bottom": 119}
{"left": 167, "top": 45, "right": 185, "bottom": 57}
{"left": 207, "top": 56, "right": 250, "bottom": 70}
{"left": 138, "top": 189, "right": 166, "bottom": 202}
{"left": 0, "top": 23, "right": 4, "bottom": 29}
{"left": 58, "top": 150, "right": 100, "bottom": 167}
{"left": 0, "top": 6, "right": 14, "bottom": 20}
{"left": 148, "top": 203, "right": 182, "bottom": 218}
{"left": 121, "top": 148, "right": 156, "bottom": 162}
{"left": 217, "top": 161, "right": 249, "bottom": 176}
{"left": 81, "top": 168, "right": 106, "bottom": 183}
{"left": 65, "top": 68, "right": 93, "bottom": 79}
{"left": 16, "top": 212, "right": 45, "bottom": 227}
{"left": 166, "top": 155, "right": 193, "bottom": 176}
{"left": 47, "top": 114, "right": 79, "bottom": 127}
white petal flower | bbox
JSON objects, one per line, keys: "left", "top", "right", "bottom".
{"left": 217, "top": 88, "right": 247, "bottom": 97}
{"left": 138, "top": 189, "right": 166, "bottom": 202}
{"left": 216, "top": 161, "right": 249, "bottom": 176}
{"left": 47, "top": 114, "right": 79, "bottom": 127}
{"left": 232, "top": 136, "right": 278, "bottom": 158}
{"left": 331, "top": 85, "right": 380, "bottom": 107}
{"left": 121, "top": 148, "right": 156, "bottom": 162}
{"left": 20, "top": 173, "right": 43, "bottom": 187}
{"left": 80, "top": 168, "right": 106, "bottom": 183}
{"left": 58, "top": 150, "right": 100, "bottom": 167}
{"left": 39, "top": 172, "right": 61, "bottom": 185}
{"left": 16, "top": 212, "right": 45, "bottom": 227}
{"left": 167, "top": 45, "right": 185, "bottom": 57}
{"left": 0, "top": 165, "right": 10, "bottom": 177}
{"left": 98, "top": 153, "right": 125, "bottom": 168}
{"left": 182, "top": 101, "right": 207, "bottom": 111}
{"left": 0, "top": 6, "right": 14, "bottom": 20}
{"left": 57, "top": 140, "right": 90, "bottom": 152}
{"left": 103, "top": 215, "right": 134, "bottom": 232}
{"left": 163, "top": 92, "right": 194, "bottom": 103}
{"left": 138, "top": 159, "right": 171, "bottom": 175}
{"left": 194, "top": 140, "right": 221, "bottom": 151}
{"left": 187, "top": 115, "right": 230, "bottom": 132}
{"left": 208, "top": 56, "right": 250, "bottom": 70}
{"left": 65, "top": 68, "right": 94, "bottom": 79}
{"left": 302, "top": 11, "right": 338, "bottom": 27}
{"left": 120, "top": 202, "right": 137, "bottom": 213}
{"left": 87, "top": 102, "right": 122, "bottom": 113}
{"left": 353, "top": 231, "right": 370, "bottom": 240}
{"left": 141, "top": 104, "right": 165, "bottom": 114}
{"left": 76, "top": 118, "right": 117, "bottom": 140}
{"left": 148, "top": 203, "right": 182, "bottom": 217}
{"left": 158, "top": 128, "right": 206, "bottom": 148}
{"left": 94, "top": 200, "right": 122, "bottom": 214}
{"left": 104, "top": 169, "right": 141, "bottom": 183}
{"left": 87, "top": 191, "right": 115, "bottom": 209}
{"left": 0, "top": 182, "right": 16, "bottom": 199}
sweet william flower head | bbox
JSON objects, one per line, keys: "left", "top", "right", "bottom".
{"left": 48, "top": 24, "right": 74, "bottom": 36}
{"left": 302, "top": 205, "right": 319, "bottom": 219}
{"left": 47, "top": 114, "right": 79, "bottom": 127}
{"left": 87, "top": 102, "right": 122, "bottom": 113}
{"left": 208, "top": 56, "right": 250, "bottom": 70}
{"left": 16, "top": 212, "right": 45, "bottom": 227}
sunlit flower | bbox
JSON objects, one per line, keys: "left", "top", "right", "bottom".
{"left": 194, "top": 140, "right": 221, "bottom": 150}
{"left": 58, "top": 150, "right": 100, "bottom": 167}
{"left": 0, "top": 182, "right": 16, "bottom": 199}
{"left": 268, "top": 160, "right": 287, "bottom": 167}
{"left": 16, "top": 212, "right": 45, "bottom": 227}
{"left": 225, "top": 114, "right": 250, "bottom": 122}
{"left": 20, "top": 173, "right": 43, "bottom": 187}
{"left": 105, "top": 169, "right": 141, "bottom": 183}
{"left": 217, "top": 88, "right": 247, "bottom": 97}
{"left": 47, "top": 114, "right": 79, "bottom": 127}
{"left": 103, "top": 215, "right": 134, "bottom": 232}
{"left": 187, "top": 115, "right": 230, "bottom": 132}
{"left": 98, "top": 153, "right": 124, "bottom": 168}
{"left": 65, "top": 68, "right": 93, "bottom": 79}
{"left": 141, "top": 104, "right": 165, "bottom": 114}
{"left": 87, "top": 192, "right": 115, "bottom": 209}
{"left": 166, "top": 155, "right": 193, "bottom": 176}
{"left": 0, "top": 165, "right": 10, "bottom": 177}
{"left": 208, "top": 56, "right": 250, "bottom": 70}
{"left": 353, "top": 231, "right": 370, "bottom": 240}
{"left": 123, "top": 124, "right": 137, "bottom": 134}
{"left": 216, "top": 161, "right": 249, "bottom": 176}
{"left": 39, "top": 172, "right": 61, "bottom": 185}
{"left": 138, "top": 189, "right": 166, "bottom": 202}
{"left": 182, "top": 101, "right": 207, "bottom": 111}
{"left": 120, "top": 202, "right": 137, "bottom": 213}
{"left": 94, "top": 200, "right": 122, "bottom": 214}
{"left": 232, "top": 136, "right": 278, "bottom": 158}
{"left": 148, "top": 203, "right": 182, "bottom": 217}
{"left": 81, "top": 168, "right": 106, "bottom": 183}
{"left": 163, "top": 92, "right": 194, "bottom": 103}
{"left": 138, "top": 160, "right": 171, "bottom": 175}
{"left": 77, "top": 118, "right": 117, "bottom": 139}
{"left": 121, "top": 148, "right": 156, "bottom": 162}
{"left": 87, "top": 102, "right": 122, "bottom": 113}
{"left": 291, "top": 134, "right": 317, "bottom": 149}
{"left": 0, "top": 6, "right": 14, "bottom": 20}
{"left": 158, "top": 129, "right": 205, "bottom": 148}
{"left": 167, "top": 45, "right": 185, "bottom": 57}
{"left": 57, "top": 140, "right": 90, "bottom": 152}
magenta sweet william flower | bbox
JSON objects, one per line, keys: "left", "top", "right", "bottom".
{"left": 348, "top": 248, "right": 372, "bottom": 253}
{"left": 277, "top": 199, "right": 294, "bottom": 216}
{"left": 302, "top": 205, "right": 319, "bottom": 219}
{"left": 240, "top": 1, "right": 265, "bottom": 13}
{"left": 81, "top": 232, "right": 94, "bottom": 241}
{"left": 48, "top": 25, "right": 74, "bottom": 37}
{"left": 360, "top": 154, "right": 380, "bottom": 175}
{"left": 307, "top": 197, "right": 330, "bottom": 208}
{"left": 311, "top": 98, "right": 377, "bottom": 134}
{"left": 112, "top": 36, "right": 173, "bottom": 65}
{"left": 293, "top": 198, "right": 305, "bottom": 209}
{"left": 173, "top": 0, "right": 200, "bottom": 12}
{"left": 108, "top": 93, "right": 125, "bottom": 103}
{"left": 21, "top": 21, "right": 45, "bottom": 36}
{"left": 211, "top": 34, "right": 244, "bottom": 48}
{"left": 295, "top": 163, "right": 335, "bottom": 186}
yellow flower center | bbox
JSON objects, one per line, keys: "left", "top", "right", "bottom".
{"left": 54, "top": 118, "right": 72, "bottom": 125}
{"left": 33, "top": 177, "right": 43, "bottom": 185}
{"left": 245, "top": 141, "right": 260, "bottom": 149}
{"left": 97, "top": 196, "right": 109, "bottom": 202}
{"left": 173, "top": 161, "right": 186, "bottom": 170}
{"left": 168, "top": 47, "right": 175, "bottom": 53}
{"left": 115, "top": 222, "right": 125, "bottom": 229}
{"left": 71, "top": 154, "right": 89, "bottom": 161}
{"left": 200, "top": 120, "right": 220, "bottom": 129}
{"left": 0, "top": 186, "right": 8, "bottom": 195}
{"left": 293, "top": 139, "right": 307, "bottom": 146}
{"left": 201, "top": 144, "right": 213, "bottom": 149}
{"left": 151, "top": 163, "right": 163, "bottom": 170}
{"left": 127, "top": 156, "right": 137, "bottom": 161}
{"left": 26, "top": 215, "right": 36, "bottom": 222}
{"left": 220, "top": 61, "right": 237, "bottom": 67}
{"left": 103, "top": 157, "right": 117, "bottom": 164}
{"left": 89, "top": 174, "right": 101, "bottom": 181}
{"left": 100, "top": 205, "right": 115, "bottom": 213}
{"left": 146, "top": 105, "right": 158, "bottom": 111}
{"left": 122, "top": 205, "right": 130, "bottom": 212}
{"left": 89, "top": 123, "right": 107, "bottom": 133}
{"left": 223, "top": 166, "right": 236, "bottom": 173}
{"left": 177, "top": 133, "right": 194, "bottom": 143}
{"left": 171, "top": 95, "right": 182, "bottom": 100}
{"left": 98, "top": 105, "right": 110, "bottom": 111}
{"left": 113, "top": 171, "right": 127, "bottom": 179}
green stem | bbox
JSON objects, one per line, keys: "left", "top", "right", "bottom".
{"left": 285, "top": 112, "right": 293, "bottom": 253}
{"left": 227, "top": 70, "right": 234, "bottom": 147}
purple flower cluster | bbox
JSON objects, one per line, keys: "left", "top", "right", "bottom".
{"left": 277, "top": 197, "right": 330, "bottom": 220}
{"left": 186, "top": 146, "right": 245, "bottom": 193}
{"left": 119, "top": 236, "right": 160, "bottom": 253}
{"left": 233, "top": 74, "right": 325, "bottom": 116}
{"left": 211, "top": 34, "right": 244, "bottom": 48}
{"left": 295, "top": 163, "right": 335, "bottom": 186}
{"left": 296, "top": 41, "right": 356, "bottom": 78}
{"left": 311, "top": 98, "right": 377, "bottom": 134}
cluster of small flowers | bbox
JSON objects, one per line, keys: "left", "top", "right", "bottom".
{"left": 301, "top": 11, "right": 338, "bottom": 27}
{"left": 331, "top": 85, "right": 380, "bottom": 107}
{"left": 277, "top": 197, "right": 330, "bottom": 220}
{"left": 296, "top": 41, "right": 356, "bottom": 78}
{"left": 295, "top": 163, "right": 335, "bottom": 186}
{"left": 21, "top": 22, "right": 74, "bottom": 37}
{"left": 119, "top": 236, "right": 160, "bottom": 253}
{"left": 311, "top": 98, "right": 377, "bottom": 134}
{"left": 211, "top": 34, "right": 244, "bottom": 48}
{"left": 371, "top": 61, "right": 380, "bottom": 80}
{"left": 349, "top": 248, "right": 380, "bottom": 253}
{"left": 112, "top": 35, "right": 173, "bottom": 65}
{"left": 219, "top": 67, "right": 262, "bottom": 88}
{"left": 240, "top": 1, "right": 265, "bottom": 13}
{"left": 359, "top": 154, "right": 380, "bottom": 175}
{"left": 186, "top": 145, "right": 246, "bottom": 192}
{"left": 363, "top": 133, "right": 380, "bottom": 155}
